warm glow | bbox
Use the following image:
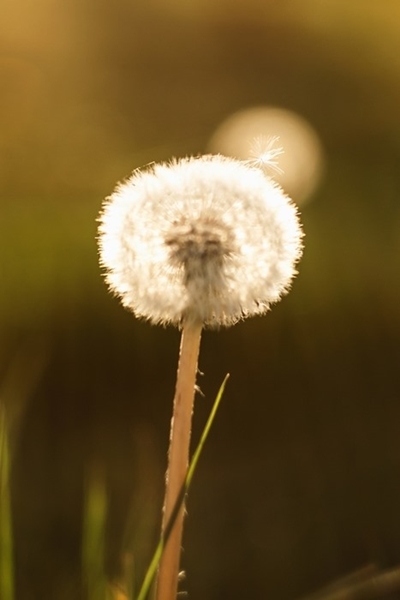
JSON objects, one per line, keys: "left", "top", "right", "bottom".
{"left": 208, "top": 106, "right": 324, "bottom": 204}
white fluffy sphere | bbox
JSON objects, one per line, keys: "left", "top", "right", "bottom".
{"left": 98, "top": 155, "right": 303, "bottom": 327}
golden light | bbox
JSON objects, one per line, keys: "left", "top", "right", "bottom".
{"left": 208, "top": 106, "right": 324, "bottom": 204}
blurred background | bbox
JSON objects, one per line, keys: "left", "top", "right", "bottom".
{"left": 1, "top": 1, "right": 400, "bottom": 598}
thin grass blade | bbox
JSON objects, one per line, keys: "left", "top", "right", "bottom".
{"left": 82, "top": 465, "right": 108, "bottom": 600}
{"left": 135, "top": 373, "right": 229, "bottom": 600}
{"left": 0, "top": 405, "right": 15, "bottom": 600}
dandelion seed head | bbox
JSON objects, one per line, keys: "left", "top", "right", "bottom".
{"left": 98, "top": 155, "right": 303, "bottom": 327}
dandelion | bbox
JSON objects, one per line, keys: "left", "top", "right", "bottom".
{"left": 98, "top": 154, "right": 303, "bottom": 600}
{"left": 99, "top": 155, "right": 302, "bottom": 327}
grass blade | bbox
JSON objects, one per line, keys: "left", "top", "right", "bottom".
{"left": 136, "top": 373, "right": 229, "bottom": 600}
{"left": 82, "top": 465, "right": 108, "bottom": 600}
{"left": 0, "top": 405, "right": 15, "bottom": 600}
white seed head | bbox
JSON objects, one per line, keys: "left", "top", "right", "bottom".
{"left": 98, "top": 155, "right": 303, "bottom": 328}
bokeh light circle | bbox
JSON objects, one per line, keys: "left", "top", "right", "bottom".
{"left": 208, "top": 106, "right": 324, "bottom": 204}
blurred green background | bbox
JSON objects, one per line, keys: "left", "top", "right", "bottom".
{"left": 1, "top": 1, "right": 400, "bottom": 598}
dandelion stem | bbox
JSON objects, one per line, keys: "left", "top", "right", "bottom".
{"left": 155, "top": 320, "right": 202, "bottom": 600}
